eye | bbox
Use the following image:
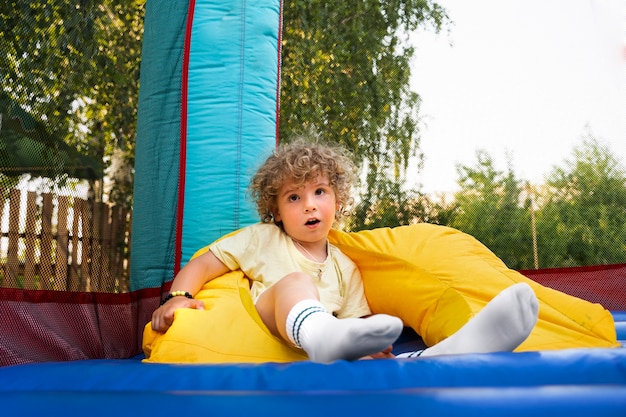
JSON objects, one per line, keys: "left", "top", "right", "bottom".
{"left": 288, "top": 194, "right": 299, "bottom": 202}
{"left": 315, "top": 188, "right": 326, "bottom": 196}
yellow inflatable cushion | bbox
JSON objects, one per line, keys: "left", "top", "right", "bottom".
{"left": 329, "top": 224, "right": 618, "bottom": 351}
{"left": 143, "top": 269, "right": 307, "bottom": 364}
{"left": 143, "top": 224, "right": 618, "bottom": 363}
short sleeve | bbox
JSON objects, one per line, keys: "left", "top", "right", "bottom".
{"left": 332, "top": 249, "right": 371, "bottom": 319}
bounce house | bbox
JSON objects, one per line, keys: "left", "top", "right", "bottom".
{"left": 1, "top": 0, "right": 625, "bottom": 415}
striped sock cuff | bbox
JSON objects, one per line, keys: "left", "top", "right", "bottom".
{"left": 396, "top": 349, "right": 425, "bottom": 359}
{"left": 286, "top": 300, "right": 326, "bottom": 348}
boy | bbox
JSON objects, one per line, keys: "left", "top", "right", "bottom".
{"left": 151, "top": 139, "right": 538, "bottom": 363}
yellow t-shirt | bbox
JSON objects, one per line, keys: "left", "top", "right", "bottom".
{"left": 209, "top": 223, "right": 371, "bottom": 319}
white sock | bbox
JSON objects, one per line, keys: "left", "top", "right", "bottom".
{"left": 395, "top": 350, "right": 424, "bottom": 359}
{"left": 286, "top": 299, "right": 403, "bottom": 364}
{"left": 400, "top": 282, "right": 539, "bottom": 358}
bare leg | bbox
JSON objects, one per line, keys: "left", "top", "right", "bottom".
{"left": 397, "top": 282, "right": 539, "bottom": 358}
{"left": 255, "top": 272, "right": 320, "bottom": 341}
{"left": 256, "top": 272, "right": 403, "bottom": 364}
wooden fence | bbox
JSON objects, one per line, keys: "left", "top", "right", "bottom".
{"left": 0, "top": 189, "right": 131, "bottom": 292}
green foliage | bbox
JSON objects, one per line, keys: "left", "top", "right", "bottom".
{"left": 449, "top": 151, "right": 534, "bottom": 270}
{"left": 537, "top": 138, "right": 626, "bottom": 267}
{"left": 446, "top": 140, "right": 626, "bottom": 269}
{"left": 348, "top": 177, "right": 422, "bottom": 230}
{"left": 0, "top": 0, "right": 144, "bottom": 207}
{"left": 280, "top": 0, "right": 447, "bottom": 229}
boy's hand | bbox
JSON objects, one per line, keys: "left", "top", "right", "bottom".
{"left": 151, "top": 296, "right": 205, "bottom": 332}
{"left": 361, "top": 345, "right": 395, "bottom": 360}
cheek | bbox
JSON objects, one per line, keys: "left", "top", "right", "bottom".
{"left": 323, "top": 199, "right": 338, "bottom": 214}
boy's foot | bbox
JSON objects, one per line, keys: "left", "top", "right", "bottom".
{"left": 288, "top": 301, "right": 403, "bottom": 363}
{"left": 416, "top": 282, "right": 538, "bottom": 357}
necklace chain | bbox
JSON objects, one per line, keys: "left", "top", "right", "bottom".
{"left": 293, "top": 239, "right": 327, "bottom": 263}
{"left": 293, "top": 239, "right": 328, "bottom": 280}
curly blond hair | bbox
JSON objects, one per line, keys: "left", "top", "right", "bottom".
{"left": 249, "top": 139, "right": 357, "bottom": 224}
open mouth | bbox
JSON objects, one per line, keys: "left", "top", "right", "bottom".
{"left": 305, "top": 219, "right": 320, "bottom": 226}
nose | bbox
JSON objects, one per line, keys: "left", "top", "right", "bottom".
{"left": 303, "top": 195, "right": 317, "bottom": 212}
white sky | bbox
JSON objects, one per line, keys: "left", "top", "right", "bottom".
{"left": 410, "top": 0, "right": 626, "bottom": 193}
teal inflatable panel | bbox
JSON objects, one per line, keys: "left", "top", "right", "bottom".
{"left": 130, "top": 0, "right": 280, "bottom": 290}
{"left": 182, "top": 0, "right": 279, "bottom": 268}
{"left": 130, "top": 0, "right": 189, "bottom": 291}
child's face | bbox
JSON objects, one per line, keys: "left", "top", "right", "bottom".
{"left": 274, "top": 174, "right": 339, "bottom": 246}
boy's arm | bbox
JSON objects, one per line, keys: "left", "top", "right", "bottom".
{"left": 170, "top": 249, "right": 230, "bottom": 294}
{"left": 151, "top": 250, "right": 230, "bottom": 332}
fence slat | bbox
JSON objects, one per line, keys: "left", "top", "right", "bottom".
{"left": 0, "top": 190, "right": 4, "bottom": 287}
{"left": 79, "top": 199, "right": 92, "bottom": 291}
{"left": 6, "top": 189, "right": 21, "bottom": 287}
{"left": 100, "top": 203, "right": 113, "bottom": 291}
{"left": 1, "top": 190, "right": 130, "bottom": 292}
{"left": 0, "top": 187, "right": 8, "bottom": 287}
{"left": 23, "top": 192, "right": 38, "bottom": 289}
{"left": 120, "top": 208, "right": 131, "bottom": 291}
{"left": 39, "top": 193, "right": 54, "bottom": 290}
{"left": 110, "top": 206, "right": 120, "bottom": 284}
{"left": 87, "top": 200, "right": 98, "bottom": 291}
{"left": 55, "top": 195, "right": 69, "bottom": 291}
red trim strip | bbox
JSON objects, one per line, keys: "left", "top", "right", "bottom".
{"left": 520, "top": 263, "right": 626, "bottom": 276}
{"left": 174, "top": 0, "right": 197, "bottom": 277}
{"left": 274, "top": 0, "right": 284, "bottom": 146}
{"left": 0, "top": 286, "right": 163, "bottom": 305}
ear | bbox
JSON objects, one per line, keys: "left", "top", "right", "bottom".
{"left": 273, "top": 210, "right": 282, "bottom": 223}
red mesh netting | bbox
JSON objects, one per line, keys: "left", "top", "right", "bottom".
{"left": 1, "top": 265, "right": 624, "bottom": 367}
{"left": 521, "top": 264, "right": 626, "bottom": 311}
{"left": 0, "top": 287, "right": 161, "bottom": 367}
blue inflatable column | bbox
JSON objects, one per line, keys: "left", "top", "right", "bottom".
{"left": 131, "top": 0, "right": 281, "bottom": 290}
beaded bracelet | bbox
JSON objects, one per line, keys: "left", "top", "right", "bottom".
{"left": 160, "top": 290, "right": 193, "bottom": 306}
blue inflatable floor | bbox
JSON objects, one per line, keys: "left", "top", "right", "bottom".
{"left": 2, "top": 312, "right": 625, "bottom": 417}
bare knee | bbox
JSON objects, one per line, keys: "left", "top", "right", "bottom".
{"left": 255, "top": 272, "right": 320, "bottom": 340}
{"left": 279, "top": 272, "right": 318, "bottom": 291}
{"left": 266, "top": 272, "right": 320, "bottom": 307}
